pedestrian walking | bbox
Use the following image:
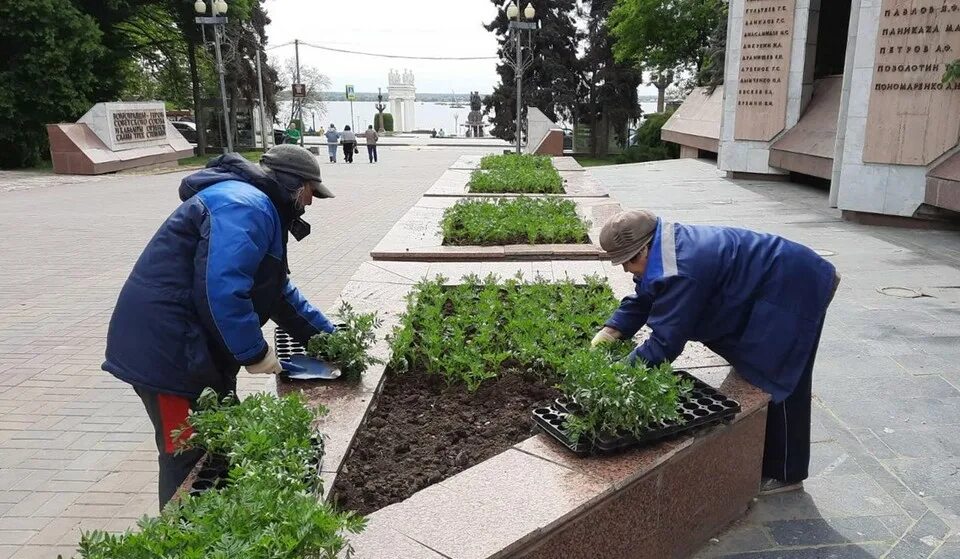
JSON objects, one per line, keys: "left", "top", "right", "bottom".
{"left": 324, "top": 124, "right": 340, "bottom": 163}
{"left": 103, "top": 145, "right": 337, "bottom": 509}
{"left": 593, "top": 210, "right": 840, "bottom": 496}
{"left": 341, "top": 125, "right": 357, "bottom": 164}
{"left": 363, "top": 125, "right": 379, "bottom": 163}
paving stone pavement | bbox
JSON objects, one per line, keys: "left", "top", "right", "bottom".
{"left": 0, "top": 146, "right": 500, "bottom": 558}
{"left": 592, "top": 159, "right": 960, "bottom": 559}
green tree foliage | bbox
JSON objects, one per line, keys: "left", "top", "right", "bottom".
{"left": 615, "top": 111, "right": 680, "bottom": 163}
{"left": 0, "top": 0, "right": 106, "bottom": 168}
{"left": 483, "top": 0, "right": 582, "bottom": 142}
{"left": 374, "top": 112, "right": 394, "bottom": 132}
{"left": 578, "top": 0, "right": 644, "bottom": 156}
{"left": 609, "top": 0, "right": 726, "bottom": 109}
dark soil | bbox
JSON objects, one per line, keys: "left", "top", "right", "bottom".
{"left": 332, "top": 369, "right": 560, "bottom": 514}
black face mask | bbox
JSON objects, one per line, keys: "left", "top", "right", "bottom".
{"left": 290, "top": 217, "right": 311, "bottom": 241}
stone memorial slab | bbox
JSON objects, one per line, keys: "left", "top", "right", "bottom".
{"left": 79, "top": 102, "right": 169, "bottom": 151}
{"left": 863, "top": 0, "right": 960, "bottom": 165}
{"left": 734, "top": 0, "right": 797, "bottom": 141}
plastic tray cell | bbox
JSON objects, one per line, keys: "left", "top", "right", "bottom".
{"left": 274, "top": 327, "right": 307, "bottom": 360}
{"left": 532, "top": 370, "right": 742, "bottom": 456}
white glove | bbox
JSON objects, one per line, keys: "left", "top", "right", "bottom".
{"left": 591, "top": 327, "right": 620, "bottom": 347}
{"left": 245, "top": 345, "right": 283, "bottom": 375}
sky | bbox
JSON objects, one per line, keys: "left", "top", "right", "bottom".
{"left": 263, "top": 0, "right": 658, "bottom": 96}
{"left": 264, "top": 0, "right": 503, "bottom": 94}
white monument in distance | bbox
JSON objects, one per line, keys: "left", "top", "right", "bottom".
{"left": 388, "top": 69, "right": 416, "bottom": 132}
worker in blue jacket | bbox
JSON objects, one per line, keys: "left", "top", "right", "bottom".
{"left": 103, "top": 145, "right": 336, "bottom": 508}
{"left": 593, "top": 210, "right": 840, "bottom": 496}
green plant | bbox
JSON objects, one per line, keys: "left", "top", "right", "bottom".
{"left": 373, "top": 112, "right": 394, "bottom": 132}
{"left": 307, "top": 301, "right": 383, "bottom": 381}
{"left": 558, "top": 347, "right": 693, "bottom": 443}
{"left": 469, "top": 167, "right": 564, "bottom": 194}
{"left": 943, "top": 59, "right": 960, "bottom": 85}
{"left": 617, "top": 111, "right": 681, "bottom": 163}
{"left": 388, "top": 274, "right": 620, "bottom": 391}
{"left": 440, "top": 197, "right": 589, "bottom": 246}
{"left": 77, "top": 390, "right": 365, "bottom": 558}
{"left": 479, "top": 153, "right": 553, "bottom": 170}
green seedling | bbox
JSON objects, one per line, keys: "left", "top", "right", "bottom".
{"left": 469, "top": 167, "right": 564, "bottom": 194}
{"left": 307, "top": 301, "right": 383, "bottom": 381}
{"left": 440, "top": 197, "right": 588, "bottom": 246}
{"left": 479, "top": 153, "right": 553, "bottom": 171}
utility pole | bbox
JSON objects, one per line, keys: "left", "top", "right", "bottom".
{"left": 504, "top": 3, "right": 536, "bottom": 155}
{"left": 212, "top": 21, "right": 233, "bottom": 152}
{"left": 515, "top": 28, "right": 522, "bottom": 154}
{"left": 294, "top": 38, "right": 303, "bottom": 147}
{"left": 255, "top": 46, "right": 269, "bottom": 150}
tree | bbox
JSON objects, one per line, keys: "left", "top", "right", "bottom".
{"left": 277, "top": 58, "right": 331, "bottom": 128}
{"left": 609, "top": 0, "right": 726, "bottom": 111}
{"left": 578, "top": 0, "right": 644, "bottom": 156}
{"left": 483, "top": 0, "right": 582, "bottom": 143}
{"left": 0, "top": 0, "right": 106, "bottom": 168}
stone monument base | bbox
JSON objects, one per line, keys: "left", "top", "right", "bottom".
{"left": 47, "top": 122, "right": 192, "bottom": 175}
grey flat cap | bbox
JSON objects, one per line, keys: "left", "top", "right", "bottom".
{"left": 260, "top": 144, "right": 335, "bottom": 199}
{"left": 599, "top": 210, "right": 658, "bottom": 265}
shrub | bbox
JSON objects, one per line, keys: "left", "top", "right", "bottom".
{"left": 469, "top": 167, "right": 564, "bottom": 194}
{"left": 615, "top": 112, "right": 680, "bottom": 164}
{"left": 440, "top": 197, "right": 589, "bottom": 246}
{"left": 558, "top": 348, "right": 693, "bottom": 443}
{"left": 479, "top": 153, "right": 552, "bottom": 170}
{"left": 388, "top": 274, "right": 620, "bottom": 391}
{"left": 373, "top": 112, "right": 394, "bottom": 132}
{"left": 307, "top": 301, "right": 383, "bottom": 381}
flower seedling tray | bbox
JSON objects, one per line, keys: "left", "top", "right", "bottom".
{"left": 187, "top": 436, "right": 325, "bottom": 496}
{"left": 274, "top": 328, "right": 306, "bottom": 360}
{"left": 532, "top": 370, "right": 741, "bottom": 456}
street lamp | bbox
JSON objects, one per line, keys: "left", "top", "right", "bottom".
{"left": 195, "top": 0, "right": 233, "bottom": 153}
{"left": 503, "top": 2, "right": 537, "bottom": 154}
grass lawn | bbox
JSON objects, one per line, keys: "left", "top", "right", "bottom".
{"left": 573, "top": 155, "right": 622, "bottom": 167}
{"left": 178, "top": 150, "right": 264, "bottom": 167}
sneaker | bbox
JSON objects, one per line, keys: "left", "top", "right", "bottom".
{"left": 759, "top": 477, "right": 803, "bottom": 496}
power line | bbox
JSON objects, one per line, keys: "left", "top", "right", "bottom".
{"left": 266, "top": 40, "right": 497, "bottom": 61}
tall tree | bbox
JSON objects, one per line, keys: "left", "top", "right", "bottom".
{"left": 578, "top": 0, "right": 644, "bottom": 156}
{"left": 483, "top": 0, "right": 582, "bottom": 143}
{"left": 276, "top": 59, "right": 330, "bottom": 129}
{"left": 0, "top": 0, "right": 106, "bottom": 168}
{"left": 609, "top": 0, "right": 726, "bottom": 111}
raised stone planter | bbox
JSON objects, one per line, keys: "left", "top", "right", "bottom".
{"left": 369, "top": 196, "right": 622, "bottom": 261}
{"left": 272, "top": 260, "right": 769, "bottom": 558}
{"left": 423, "top": 169, "right": 608, "bottom": 198}
{"left": 450, "top": 154, "right": 587, "bottom": 172}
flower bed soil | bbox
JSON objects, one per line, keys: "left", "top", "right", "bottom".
{"left": 332, "top": 369, "right": 560, "bottom": 515}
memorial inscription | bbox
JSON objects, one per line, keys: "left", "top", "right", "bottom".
{"left": 111, "top": 110, "right": 167, "bottom": 144}
{"left": 864, "top": 0, "right": 960, "bottom": 165}
{"left": 734, "top": 0, "right": 796, "bottom": 141}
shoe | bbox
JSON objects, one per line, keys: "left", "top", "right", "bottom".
{"left": 759, "top": 477, "right": 803, "bottom": 496}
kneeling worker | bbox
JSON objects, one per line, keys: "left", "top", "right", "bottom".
{"left": 103, "top": 145, "right": 337, "bottom": 508}
{"left": 593, "top": 210, "right": 840, "bottom": 495}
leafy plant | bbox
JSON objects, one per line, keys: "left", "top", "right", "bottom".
{"left": 388, "top": 274, "right": 620, "bottom": 391}
{"left": 77, "top": 390, "right": 365, "bottom": 558}
{"left": 469, "top": 167, "right": 564, "bottom": 194}
{"left": 441, "top": 197, "right": 589, "bottom": 246}
{"left": 558, "top": 348, "right": 693, "bottom": 443}
{"left": 307, "top": 301, "right": 383, "bottom": 381}
{"left": 479, "top": 153, "right": 553, "bottom": 171}
{"left": 943, "top": 59, "right": 960, "bottom": 85}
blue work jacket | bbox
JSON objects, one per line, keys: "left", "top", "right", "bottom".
{"left": 606, "top": 219, "right": 837, "bottom": 403}
{"left": 103, "top": 155, "right": 334, "bottom": 398}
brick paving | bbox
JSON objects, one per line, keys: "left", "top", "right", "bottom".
{"left": 0, "top": 146, "right": 499, "bottom": 558}
{"left": 593, "top": 159, "right": 960, "bottom": 559}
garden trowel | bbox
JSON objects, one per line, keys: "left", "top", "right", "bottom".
{"left": 280, "top": 355, "right": 341, "bottom": 380}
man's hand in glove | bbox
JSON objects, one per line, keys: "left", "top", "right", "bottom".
{"left": 591, "top": 326, "right": 621, "bottom": 348}
{"left": 245, "top": 346, "right": 283, "bottom": 375}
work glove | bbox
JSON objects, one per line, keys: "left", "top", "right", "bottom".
{"left": 590, "top": 327, "right": 620, "bottom": 348}
{"left": 245, "top": 345, "right": 283, "bottom": 375}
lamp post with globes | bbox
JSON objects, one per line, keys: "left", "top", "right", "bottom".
{"left": 195, "top": 0, "right": 233, "bottom": 153}
{"left": 503, "top": 2, "right": 537, "bottom": 154}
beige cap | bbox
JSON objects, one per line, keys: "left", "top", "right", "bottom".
{"left": 599, "top": 210, "right": 658, "bottom": 265}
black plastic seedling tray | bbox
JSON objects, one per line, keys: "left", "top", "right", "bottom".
{"left": 274, "top": 327, "right": 307, "bottom": 360}
{"left": 532, "top": 370, "right": 741, "bottom": 456}
{"left": 188, "top": 437, "right": 325, "bottom": 497}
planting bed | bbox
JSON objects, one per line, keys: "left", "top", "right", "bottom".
{"left": 370, "top": 195, "right": 622, "bottom": 261}
{"left": 424, "top": 168, "right": 607, "bottom": 198}
{"left": 441, "top": 197, "right": 589, "bottom": 246}
{"left": 450, "top": 154, "right": 587, "bottom": 172}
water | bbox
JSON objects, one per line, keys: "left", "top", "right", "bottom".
{"left": 281, "top": 100, "right": 660, "bottom": 135}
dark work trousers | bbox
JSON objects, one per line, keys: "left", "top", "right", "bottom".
{"left": 762, "top": 273, "right": 841, "bottom": 483}
{"left": 343, "top": 142, "right": 355, "bottom": 163}
{"left": 367, "top": 144, "right": 378, "bottom": 163}
{"left": 135, "top": 386, "right": 204, "bottom": 509}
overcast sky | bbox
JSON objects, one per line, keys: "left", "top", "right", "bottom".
{"left": 263, "top": 0, "right": 504, "bottom": 94}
